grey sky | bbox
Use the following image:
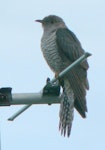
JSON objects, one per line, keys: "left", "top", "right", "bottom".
{"left": 0, "top": 0, "right": 105, "bottom": 149}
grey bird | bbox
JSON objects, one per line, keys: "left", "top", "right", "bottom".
{"left": 36, "top": 15, "right": 89, "bottom": 137}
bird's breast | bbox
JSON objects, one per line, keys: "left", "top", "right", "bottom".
{"left": 41, "top": 31, "right": 64, "bottom": 73}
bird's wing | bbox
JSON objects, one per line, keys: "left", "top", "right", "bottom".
{"left": 56, "top": 28, "right": 89, "bottom": 118}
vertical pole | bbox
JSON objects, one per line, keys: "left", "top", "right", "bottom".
{"left": 0, "top": 126, "right": 1, "bottom": 150}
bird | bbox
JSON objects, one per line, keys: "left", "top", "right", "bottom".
{"left": 36, "top": 15, "right": 89, "bottom": 137}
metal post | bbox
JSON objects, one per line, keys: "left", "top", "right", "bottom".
{"left": 8, "top": 52, "right": 91, "bottom": 121}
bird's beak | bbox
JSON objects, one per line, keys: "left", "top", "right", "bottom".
{"left": 35, "top": 19, "right": 43, "bottom": 23}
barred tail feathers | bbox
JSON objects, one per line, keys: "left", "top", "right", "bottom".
{"left": 59, "top": 79, "right": 74, "bottom": 137}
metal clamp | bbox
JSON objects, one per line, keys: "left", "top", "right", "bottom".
{"left": 0, "top": 88, "right": 12, "bottom": 106}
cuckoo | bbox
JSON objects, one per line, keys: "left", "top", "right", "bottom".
{"left": 36, "top": 15, "right": 89, "bottom": 137}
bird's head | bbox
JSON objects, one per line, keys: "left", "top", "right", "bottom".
{"left": 36, "top": 15, "right": 66, "bottom": 32}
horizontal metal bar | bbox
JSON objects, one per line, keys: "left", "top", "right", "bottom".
{"left": 11, "top": 93, "right": 61, "bottom": 105}
{"left": 8, "top": 93, "right": 61, "bottom": 121}
{"left": 8, "top": 52, "right": 91, "bottom": 121}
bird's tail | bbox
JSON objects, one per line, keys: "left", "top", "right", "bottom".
{"left": 59, "top": 79, "right": 74, "bottom": 137}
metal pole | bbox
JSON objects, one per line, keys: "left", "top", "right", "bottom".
{"left": 52, "top": 52, "right": 91, "bottom": 82}
{"left": 11, "top": 93, "right": 61, "bottom": 105}
{"left": 8, "top": 52, "right": 91, "bottom": 121}
{"left": 8, "top": 105, "right": 31, "bottom": 121}
{"left": 8, "top": 93, "right": 61, "bottom": 121}
{"left": 0, "top": 126, "right": 1, "bottom": 150}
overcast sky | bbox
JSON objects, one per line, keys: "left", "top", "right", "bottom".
{"left": 0, "top": 0, "right": 105, "bottom": 150}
